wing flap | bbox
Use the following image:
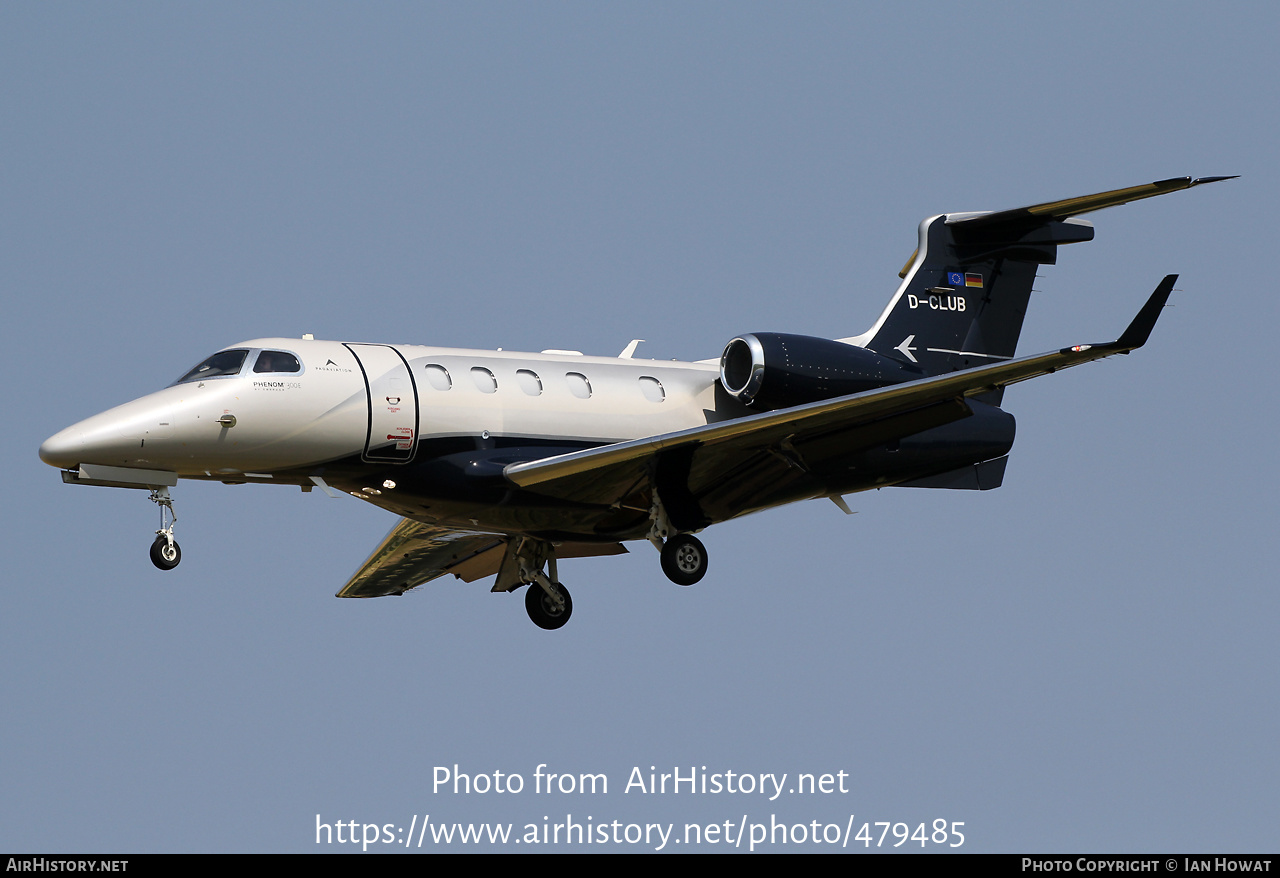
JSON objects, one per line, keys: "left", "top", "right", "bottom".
{"left": 336, "top": 520, "right": 631, "bottom": 598}
{"left": 337, "top": 518, "right": 507, "bottom": 598}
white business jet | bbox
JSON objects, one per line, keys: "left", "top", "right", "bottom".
{"left": 39, "top": 176, "right": 1231, "bottom": 629}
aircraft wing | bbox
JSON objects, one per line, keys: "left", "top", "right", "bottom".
{"left": 336, "top": 518, "right": 509, "bottom": 597}
{"left": 336, "top": 517, "right": 629, "bottom": 598}
{"left": 504, "top": 276, "right": 1178, "bottom": 514}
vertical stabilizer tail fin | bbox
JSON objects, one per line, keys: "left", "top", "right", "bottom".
{"left": 851, "top": 212, "right": 1092, "bottom": 377}
{"left": 844, "top": 176, "right": 1234, "bottom": 380}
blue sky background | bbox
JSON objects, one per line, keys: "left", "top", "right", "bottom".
{"left": 3, "top": 3, "right": 1275, "bottom": 853}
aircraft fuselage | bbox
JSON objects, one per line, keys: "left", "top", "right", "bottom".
{"left": 40, "top": 337, "right": 1011, "bottom": 544}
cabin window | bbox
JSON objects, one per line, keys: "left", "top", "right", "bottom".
{"left": 639, "top": 376, "right": 665, "bottom": 403}
{"left": 516, "top": 369, "right": 543, "bottom": 396}
{"left": 471, "top": 366, "right": 498, "bottom": 393}
{"left": 424, "top": 364, "right": 452, "bottom": 391}
{"left": 253, "top": 351, "right": 301, "bottom": 373}
{"left": 565, "top": 372, "right": 592, "bottom": 399}
{"left": 173, "top": 349, "right": 249, "bottom": 384}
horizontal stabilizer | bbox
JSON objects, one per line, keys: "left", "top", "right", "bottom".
{"left": 950, "top": 175, "right": 1237, "bottom": 231}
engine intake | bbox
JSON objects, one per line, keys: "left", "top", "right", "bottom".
{"left": 720, "top": 332, "right": 921, "bottom": 410}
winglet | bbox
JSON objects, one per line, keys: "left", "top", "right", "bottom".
{"left": 1115, "top": 274, "right": 1178, "bottom": 351}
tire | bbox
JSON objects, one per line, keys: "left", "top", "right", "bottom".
{"left": 525, "top": 581, "right": 572, "bottom": 630}
{"left": 150, "top": 536, "right": 181, "bottom": 570}
{"left": 660, "top": 534, "right": 707, "bottom": 586}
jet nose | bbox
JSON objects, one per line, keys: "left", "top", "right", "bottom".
{"left": 39, "top": 402, "right": 149, "bottom": 470}
{"left": 39, "top": 386, "right": 199, "bottom": 471}
{"left": 39, "top": 425, "right": 84, "bottom": 468}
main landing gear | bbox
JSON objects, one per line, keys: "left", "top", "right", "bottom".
{"left": 507, "top": 506, "right": 710, "bottom": 629}
{"left": 514, "top": 545, "right": 572, "bottom": 630}
{"left": 648, "top": 495, "right": 708, "bottom": 586}
{"left": 148, "top": 487, "right": 181, "bottom": 570}
{"left": 660, "top": 533, "right": 708, "bottom": 586}
{"left": 525, "top": 578, "right": 572, "bottom": 630}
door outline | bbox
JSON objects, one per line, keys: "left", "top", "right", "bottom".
{"left": 344, "top": 343, "right": 420, "bottom": 464}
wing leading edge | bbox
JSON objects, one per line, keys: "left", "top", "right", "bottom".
{"left": 504, "top": 276, "right": 1178, "bottom": 508}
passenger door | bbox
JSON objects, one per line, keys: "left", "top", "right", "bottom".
{"left": 345, "top": 343, "right": 419, "bottom": 464}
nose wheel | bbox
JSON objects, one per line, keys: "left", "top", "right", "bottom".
{"left": 148, "top": 487, "right": 181, "bottom": 570}
{"left": 150, "top": 535, "right": 181, "bottom": 570}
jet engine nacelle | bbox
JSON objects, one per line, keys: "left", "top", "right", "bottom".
{"left": 719, "top": 332, "right": 921, "bottom": 410}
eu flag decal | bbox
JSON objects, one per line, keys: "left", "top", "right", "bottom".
{"left": 964, "top": 272, "right": 983, "bottom": 288}
{"left": 946, "top": 271, "right": 964, "bottom": 286}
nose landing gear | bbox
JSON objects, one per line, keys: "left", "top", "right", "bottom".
{"left": 148, "top": 487, "right": 181, "bottom": 570}
{"left": 150, "top": 534, "right": 181, "bottom": 570}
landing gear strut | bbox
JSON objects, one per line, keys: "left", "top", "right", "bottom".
{"left": 148, "top": 487, "right": 181, "bottom": 570}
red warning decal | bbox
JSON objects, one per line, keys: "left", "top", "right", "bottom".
{"left": 388, "top": 427, "right": 414, "bottom": 450}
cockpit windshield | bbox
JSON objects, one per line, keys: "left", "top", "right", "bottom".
{"left": 172, "top": 349, "right": 249, "bottom": 385}
{"left": 253, "top": 350, "right": 301, "bottom": 373}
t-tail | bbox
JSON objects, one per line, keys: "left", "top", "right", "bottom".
{"left": 843, "top": 176, "right": 1236, "bottom": 387}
